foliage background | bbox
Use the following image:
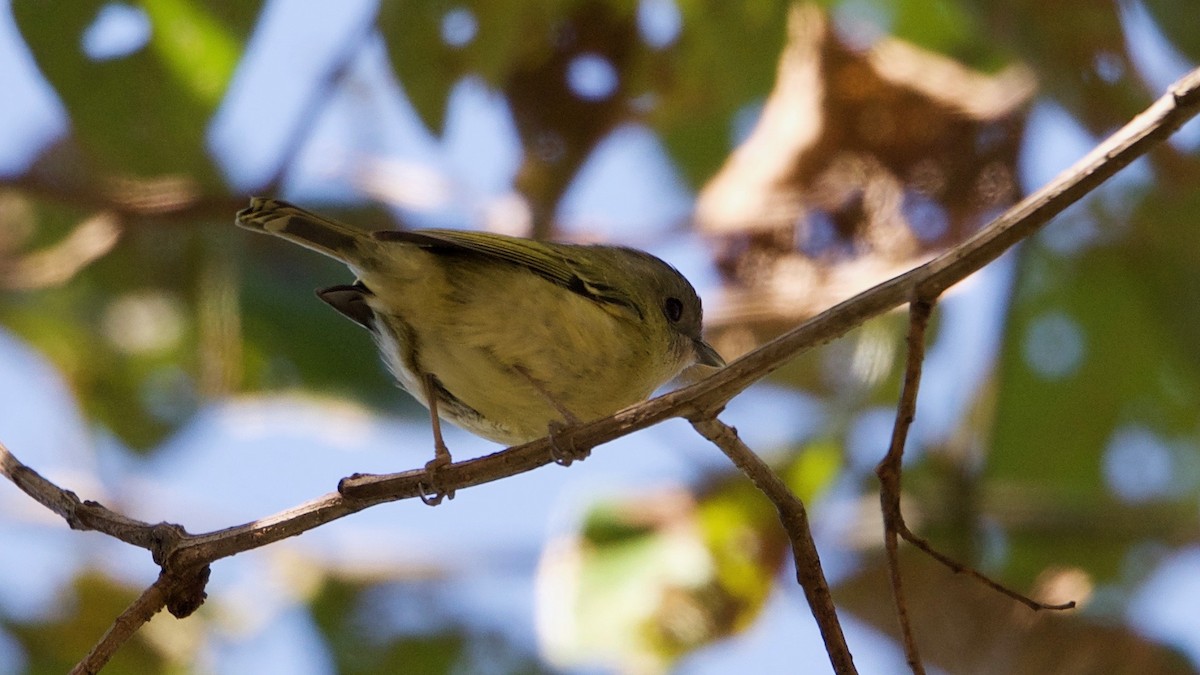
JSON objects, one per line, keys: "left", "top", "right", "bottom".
{"left": 1, "top": 0, "right": 1200, "bottom": 673}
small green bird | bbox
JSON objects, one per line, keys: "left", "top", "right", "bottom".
{"left": 236, "top": 198, "right": 723, "bottom": 495}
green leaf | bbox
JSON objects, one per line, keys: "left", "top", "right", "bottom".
{"left": 550, "top": 479, "right": 787, "bottom": 671}
{"left": 378, "top": 1, "right": 577, "bottom": 135}
{"left": 1141, "top": 0, "right": 1200, "bottom": 63}
{"left": 11, "top": 0, "right": 255, "bottom": 182}
{"left": 141, "top": 0, "right": 243, "bottom": 107}
{"left": 652, "top": 1, "right": 791, "bottom": 187}
{"left": 312, "top": 579, "right": 466, "bottom": 675}
{"left": 8, "top": 573, "right": 168, "bottom": 674}
{"left": 987, "top": 200, "right": 1200, "bottom": 583}
{"left": 784, "top": 438, "right": 843, "bottom": 503}
{"left": 891, "top": 0, "right": 1007, "bottom": 69}
{"left": 377, "top": 1, "right": 461, "bottom": 134}
{"left": 0, "top": 201, "right": 202, "bottom": 448}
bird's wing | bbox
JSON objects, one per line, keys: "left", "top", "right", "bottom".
{"left": 373, "top": 229, "right": 640, "bottom": 315}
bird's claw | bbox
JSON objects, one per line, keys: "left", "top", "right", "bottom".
{"left": 418, "top": 454, "right": 455, "bottom": 506}
{"left": 548, "top": 420, "right": 590, "bottom": 467}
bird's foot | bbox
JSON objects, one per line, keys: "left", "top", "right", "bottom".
{"left": 548, "top": 420, "right": 590, "bottom": 467}
{"left": 418, "top": 449, "right": 456, "bottom": 506}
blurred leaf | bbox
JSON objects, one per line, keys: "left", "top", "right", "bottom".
{"left": 837, "top": 551, "right": 1195, "bottom": 675}
{"left": 853, "top": 0, "right": 1006, "bottom": 70}
{"left": 1141, "top": 0, "right": 1200, "bottom": 63}
{"left": 381, "top": 1, "right": 642, "bottom": 231}
{"left": 695, "top": 480, "right": 788, "bottom": 629}
{"left": 652, "top": 1, "right": 791, "bottom": 187}
{"left": 962, "top": 0, "right": 1147, "bottom": 132}
{"left": 379, "top": 1, "right": 536, "bottom": 133}
{"left": 696, "top": 4, "right": 1030, "bottom": 355}
{"left": 0, "top": 201, "right": 206, "bottom": 448}
{"left": 892, "top": 0, "right": 974, "bottom": 57}
{"left": 379, "top": 1, "right": 793, "bottom": 205}
{"left": 549, "top": 481, "right": 788, "bottom": 672}
{"left": 311, "top": 579, "right": 467, "bottom": 675}
{"left": 504, "top": 1, "right": 640, "bottom": 227}
{"left": 987, "top": 198, "right": 1200, "bottom": 583}
{"left": 11, "top": 0, "right": 256, "bottom": 183}
{"left": 564, "top": 495, "right": 720, "bottom": 670}
{"left": 376, "top": 1, "right": 462, "bottom": 135}
{"left": 311, "top": 578, "right": 550, "bottom": 675}
{"left": 7, "top": 573, "right": 167, "bottom": 675}
{"left": 1, "top": 197, "right": 423, "bottom": 449}
{"left": 142, "top": 0, "right": 243, "bottom": 106}
{"left": 784, "top": 437, "right": 843, "bottom": 503}
{"left": 1128, "top": 175, "right": 1200, "bottom": 350}
{"left": 377, "top": 1, "right": 563, "bottom": 134}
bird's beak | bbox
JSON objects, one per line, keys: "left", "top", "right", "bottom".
{"left": 692, "top": 337, "right": 725, "bottom": 368}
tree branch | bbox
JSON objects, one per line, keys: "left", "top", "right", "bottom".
{"left": 690, "top": 415, "right": 857, "bottom": 675}
{"left": 878, "top": 298, "right": 935, "bottom": 675}
{"left": 0, "top": 441, "right": 178, "bottom": 554}
{"left": 876, "top": 298, "right": 1075, "bottom": 675}
{"left": 69, "top": 575, "right": 169, "bottom": 675}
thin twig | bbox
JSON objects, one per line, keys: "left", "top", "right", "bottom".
{"left": 690, "top": 415, "right": 856, "bottom": 675}
{"left": 877, "top": 298, "right": 935, "bottom": 675}
{"left": 896, "top": 525, "right": 1076, "bottom": 612}
{"left": 877, "top": 298, "right": 1074, "bottom": 612}
{"left": 876, "top": 298, "right": 1073, "bottom": 675}
{"left": 68, "top": 574, "right": 169, "bottom": 675}
{"left": 0, "top": 441, "right": 176, "bottom": 553}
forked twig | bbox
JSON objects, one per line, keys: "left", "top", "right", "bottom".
{"left": 876, "top": 297, "right": 936, "bottom": 674}
{"left": 876, "top": 298, "right": 1075, "bottom": 674}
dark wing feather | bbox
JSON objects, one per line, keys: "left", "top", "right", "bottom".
{"left": 317, "top": 283, "right": 376, "bottom": 331}
{"left": 373, "top": 229, "right": 639, "bottom": 314}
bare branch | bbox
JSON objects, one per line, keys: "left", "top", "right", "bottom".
{"left": 0, "top": 441, "right": 178, "bottom": 554}
{"left": 877, "top": 298, "right": 935, "bottom": 675}
{"left": 69, "top": 576, "right": 169, "bottom": 675}
{"left": 876, "top": 298, "right": 1075, "bottom": 674}
{"left": 690, "top": 415, "right": 857, "bottom": 675}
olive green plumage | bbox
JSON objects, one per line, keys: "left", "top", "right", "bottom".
{"left": 236, "top": 197, "right": 723, "bottom": 447}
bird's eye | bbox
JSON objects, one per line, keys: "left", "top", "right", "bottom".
{"left": 663, "top": 297, "right": 684, "bottom": 323}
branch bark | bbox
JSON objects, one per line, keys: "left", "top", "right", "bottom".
{"left": 68, "top": 576, "right": 169, "bottom": 675}
{"left": 690, "top": 415, "right": 857, "bottom": 674}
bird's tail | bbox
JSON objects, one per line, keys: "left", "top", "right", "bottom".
{"left": 235, "top": 197, "right": 371, "bottom": 264}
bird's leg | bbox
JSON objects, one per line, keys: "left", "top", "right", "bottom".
{"left": 514, "top": 366, "right": 590, "bottom": 466}
{"left": 418, "top": 372, "right": 455, "bottom": 505}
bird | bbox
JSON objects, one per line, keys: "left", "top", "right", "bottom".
{"left": 236, "top": 197, "right": 724, "bottom": 501}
